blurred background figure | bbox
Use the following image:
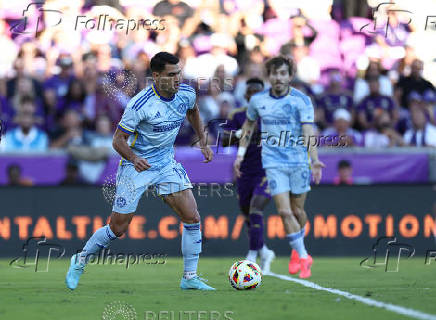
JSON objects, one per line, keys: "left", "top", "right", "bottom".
{"left": 60, "top": 159, "right": 84, "bottom": 186}
{"left": 322, "top": 108, "right": 362, "bottom": 147}
{"left": 354, "top": 60, "right": 393, "bottom": 104}
{"left": 50, "top": 109, "right": 84, "bottom": 149}
{"left": 316, "top": 70, "right": 353, "bottom": 130}
{"left": 6, "top": 163, "right": 32, "bottom": 186}
{"left": 333, "top": 160, "right": 353, "bottom": 185}
{"left": 404, "top": 106, "right": 436, "bottom": 147}
{"left": 396, "top": 59, "right": 435, "bottom": 109}
{"left": 363, "top": 111, "right": 405, "bottom": 148}
{"left": 356, "top": 76, "right": 397, "bottom": 130}
{"left": 1, "top": 97, "right": 48, "bottom": 152}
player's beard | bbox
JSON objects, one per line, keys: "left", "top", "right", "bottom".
{"left": 272, "top": 82, "right": 288, "bottom": 96}
{"left": 159, "top": 78, "right": 178, "bottom": 95}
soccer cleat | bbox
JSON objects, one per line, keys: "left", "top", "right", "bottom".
{"left": 180, "top": 276, "right": 216, "bottom": 291}
{"left": 65, "top": 254, "right": 85, "bottom": 290}
{"left": 299, "top": 255, "right": 313, "bottom": 279}
{"left": 288, "top": 249, "right": 300, "bottom": 275}
{"left": 259, "top": 248, "right": 275, "bottom": 274}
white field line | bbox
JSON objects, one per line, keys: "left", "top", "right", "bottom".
{"left": 267, "top": 272, "right": 436, "bottom": 320}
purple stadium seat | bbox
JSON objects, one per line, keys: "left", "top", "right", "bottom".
{"left": 309, "top": 19, "right": 342, "bottom": 71}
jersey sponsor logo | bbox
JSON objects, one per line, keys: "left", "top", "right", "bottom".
{"left": 152, "top": 119, "right": 184, "bottom": 132}
{"left": 263, "top": 119, "right": 292, "bottom": 125}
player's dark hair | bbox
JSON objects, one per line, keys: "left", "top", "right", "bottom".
{"left": 150, "top": 52, "right": 179, "bottom": 73}
{"left": 338, "top": 160, "right": 351, "bottom": 169}
{"left": 265, "top": 56, "right": 295, "bottom": 76}
{"left": 246, "top": 78, "right": 264, "bottom": 87}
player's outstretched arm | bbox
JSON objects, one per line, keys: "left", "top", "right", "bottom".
{"left": 302, "top": 123, "right": 325, "bottom": 184}
{"left": 186, "top": 103, "right": 213, "bottom": 163}
{"left": 233, "top": 119, "right": 256, "bottom": 178}
{"left": 112, "top": 128, "right": 150, "bottom": 172}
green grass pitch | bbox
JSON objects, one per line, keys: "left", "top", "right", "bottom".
{"left": 0, "top": 257, "right": 435, "bottom": 320}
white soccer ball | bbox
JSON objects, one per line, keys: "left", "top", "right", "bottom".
{"left": 228, "top": 260, "right": 262, "bottom": 290}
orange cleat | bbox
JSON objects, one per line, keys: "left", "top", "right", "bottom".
{"left": 288, "top": 249, "right": 300, "bottom": 275}
{"left": 299, "top": 255, "right": 313, "bottom": 279}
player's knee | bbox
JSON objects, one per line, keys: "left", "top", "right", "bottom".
{"left": 249, "top": 201, "right": 263, "bottom": 215}
{"left": 249, "top": 209, "right": 263, "bottom": 216}
{"left": 183, "top": 209, "right": 200, "bottom": 224}
{"left": 191, "top": 213, "right": 200, "bottom": 224}
{"left": 293, "top": 207, "right": 305, "bottom": 219}
{"left": 109, "top": 221, "right": 128, "bottom": 237}
{"left": 293, "top": 208, "right": 307, "bottom": 226}
{"left": 278, "top": 209, "right": 293, "bottom": 219}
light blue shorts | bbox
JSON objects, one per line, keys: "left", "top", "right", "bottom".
{"left": 112, "top": 160, "right": 192, "bottom": 214}
{"left": 265, "top": 166, "right": 311, "bottom": 196}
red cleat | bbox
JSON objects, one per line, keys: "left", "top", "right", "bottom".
{"left": 288, "top": 249, "right": 300, "bottom": 275}
{"left": 299, "top": 255, "right": 313, "bottom": 279}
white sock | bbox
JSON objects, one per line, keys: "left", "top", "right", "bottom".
{"left": 287, "top": 231, "right": 308, "bottom": 259}
{"left": 258, "top": 244, "right": 269, "bottom": 256}
{"left": 247, "top": 250, "right": 258, "bottom": 262}
{"left": 183, "top": 271, "right": 197, "bottom": 280}
{"left": 78, "top": 225, "right": 117, "bottom": 264}
{"left": 290, "top": 237, "right": 308, "bottom": 259}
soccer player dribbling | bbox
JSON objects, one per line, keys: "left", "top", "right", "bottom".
{"left": 234, "top": 56, "right": 325, "bottom": 278}
{"left": 66, "top": 52, "right": 216, "bottom": 290}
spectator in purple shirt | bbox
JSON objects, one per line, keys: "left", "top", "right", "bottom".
{"left": 44, "top": 56, "right": 75, "bottom": 101}
{"left": 321, "top": 108, "right": 362, "bottom": 147}
{"left": 316, "top": 70, "right": 353, "bottom": 129}
{"left": 59, "top": 80, "right": 87, "bottom": 115}
{"left": 357, "top": 77, "right": 398, "bottom": 130}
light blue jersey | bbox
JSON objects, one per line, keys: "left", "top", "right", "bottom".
{"left": 246, "top": 87, "right": 314, "bottom": 169}
{"left": 113, "top": 83, "right": 196, "bottom": 213}
{"left": 247, "top": 87, "right": 314, "bottom": 195}
{"left": 117, "top": 83, "right": 196, "bottom": 169}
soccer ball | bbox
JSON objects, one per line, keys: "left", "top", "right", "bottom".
{"left": 228, "top": 260, "right": 262, "bottom": 290}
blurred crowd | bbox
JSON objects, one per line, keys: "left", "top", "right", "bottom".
{"left": 1, "top": 0, "right": 436, "bottom": 159}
